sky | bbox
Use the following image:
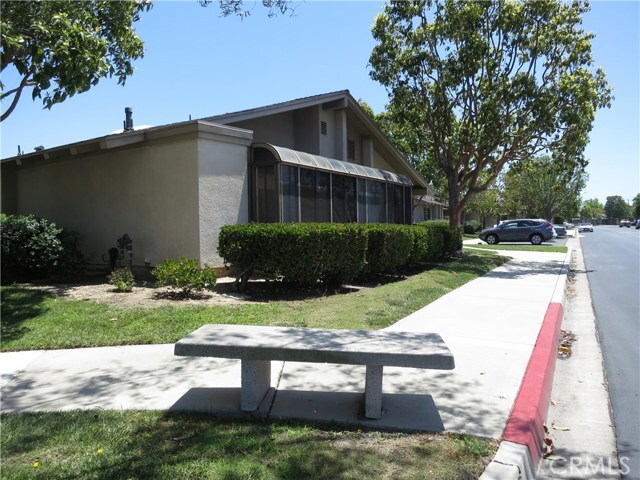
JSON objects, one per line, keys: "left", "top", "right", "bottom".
{"left": 1, "top": 0, "right": 638, "bottom": 206}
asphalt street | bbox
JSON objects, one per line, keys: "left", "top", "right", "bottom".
{"left": 581, "top": 225, "right": 640, "bottom": 479}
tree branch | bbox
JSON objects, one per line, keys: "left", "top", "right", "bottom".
{"left": 1, "top": 73, "right": 32, "bottom": 122}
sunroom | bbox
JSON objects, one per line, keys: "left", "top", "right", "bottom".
{"left": 251, "top": 144, "right": 414, "bottom": 225}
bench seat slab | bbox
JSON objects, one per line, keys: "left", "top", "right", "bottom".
{"left": 175, "top": 324, "right": 455, "bottom": 370}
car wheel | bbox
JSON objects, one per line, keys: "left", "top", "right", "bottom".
{"left": 530, "top": 233, "right": 543, "bottom": 245}
{"left": 486, "top": 234, "right": 498, "bottom": 245}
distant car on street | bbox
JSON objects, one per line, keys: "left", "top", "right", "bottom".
{"left": 478, "top": 219, "right": 555, "bottom": 245}
{"left": 553, "top": 224, "right": 567, "bottom": 237}
{"left": 578, "top": 222, "right": 594, "bottom": 232}
{"left": 619, "top": 219, "right": 631, "bottom": 228}
{"left": 636, "top": 220, "right": 640, "bottom": 230}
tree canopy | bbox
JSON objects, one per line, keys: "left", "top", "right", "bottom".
{"left": 369, "top": 0, "right": 612, "bottom": 227}
{"left": 0, "top": 0, "right": 294, "bottom": 122}
{"left": 0, "top": 1, "right": 151, "bottom": 122}
{"left": 580, "top": 198, "right": 604, "bottom": 222}
{"left": 632, "top": 193, "right": 640, "bottom": 219}
{"left": 604, "top": 195, "right": 630, "bottom": 220}
{"left": 502, "top": 156, "right": 585, "bottom": 221}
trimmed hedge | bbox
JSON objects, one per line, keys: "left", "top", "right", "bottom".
{"left": 1, "top": 213, "right": 85, "bottom": 283}
{"left": 411, "top": 222, "right": 446, "bottom": 263}
{"left": 363, "top": 224, "right": 414, "bottom": 275}
{"left": 218, "top": 221, "right": 463, "bottom": 288}
{"left": 218, "top": 223, "right": 368, "bottom": 288}
{"left": 463, "top": 220, "right": 482, "bottom": 234}
{"left": 421, "top": 220, "right": 462, "bottom": 257}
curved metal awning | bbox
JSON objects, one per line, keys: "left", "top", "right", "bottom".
{"left": 253, "top": 143, "right": 413, "bottom": 186}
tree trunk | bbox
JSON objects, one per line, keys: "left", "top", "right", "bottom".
{"left": 448, "top": 177, "right": 463, "bottom": 228}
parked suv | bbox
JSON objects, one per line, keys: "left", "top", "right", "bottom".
{"left": 479, "top": 219, "right": 555, "bottom": 245}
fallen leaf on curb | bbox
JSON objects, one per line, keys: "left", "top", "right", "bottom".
{"left": 551, "top": 421, "right": 570, "bottom": 431}
{"left": 545, "top": 454, "right": 567, "bottom": 463}
{"left": 558, "top": 329, "right": 577, "bottom": 358}
{"left": 542, "top": 424, "right": 556, "bottom": 458}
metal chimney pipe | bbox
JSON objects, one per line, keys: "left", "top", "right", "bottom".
{"left": 123, "top": 107, "right": 134, "bottom": 132}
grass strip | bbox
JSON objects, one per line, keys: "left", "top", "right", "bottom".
{"left": 1, "top": 411, "right": 496, "bottom": 480}
{"left": 463, "top": 244, "right": 568, "bottom": 253}
{"left": 1, "top": 254, "right": 507, "bottom": 352}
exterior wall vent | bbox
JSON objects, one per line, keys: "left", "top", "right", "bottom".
{"left": 347, "top": 139, "right": 356, "bottom": 161}
{"left": 321, "top": 121, "right": 327, "bottom": 135}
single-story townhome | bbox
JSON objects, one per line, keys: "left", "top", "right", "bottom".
{"left": 1, "top": 90, "right": 444, "bottom": 271}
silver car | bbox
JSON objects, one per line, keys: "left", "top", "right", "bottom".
{"left": 553, "top": 224, "right": 567, "bottom": 237}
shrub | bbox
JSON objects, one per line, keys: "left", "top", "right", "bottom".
{"left": 418, "top": 221, "right": 462, "bottom": 257}
{"left": 362, "top": 224, "right": 413, "bottom": 276}
{"left": 412, "top": 222, "right": 445, "bottom": 263}
{"left": 463, "top": 220, "right": 482, "bottom": 235}
{"left": 107, "top": 267, "right": 135, "bottom": 292}
{"left": 218, "top": 223, "right": 367, "bottom": 289}
{"left": 0, "top": 213, "right": 85, "bottom": 283}
{"left": 152, "top": 258, "right": 217, "bottom": 297}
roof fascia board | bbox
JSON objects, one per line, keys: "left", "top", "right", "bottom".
{"left": 204, "top": 90, "right": 350, "bottom": 124}
{"left": 2, "top": 121, "right": 253, "bottom": 165}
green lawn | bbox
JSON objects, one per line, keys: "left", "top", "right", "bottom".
{"left": 1, "top": 411, "right": 496, "bottom": 480}
{"left": 1, "top": 254, "right": 507, "bottom": 352}
{"left": 1, "top": 253, "right": 506, "bottom": 479}
{"left": 463, "top": 244, "right": 568, "bottom": 253}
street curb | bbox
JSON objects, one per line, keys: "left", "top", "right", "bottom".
{"left": 480, "top": 248, "right": 571, "bottom": 480}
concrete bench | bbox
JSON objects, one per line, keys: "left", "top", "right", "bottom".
{"left": 175, "top": 324, "right": 455, "bottom": 419}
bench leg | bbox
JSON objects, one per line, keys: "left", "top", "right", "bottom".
{"left": 365, "top": 365, "right": 383, "bottom": 419}
{"left": 240, "top": 360, "right": 271, "bottom": 412}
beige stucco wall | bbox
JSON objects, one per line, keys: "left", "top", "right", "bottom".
{"left": 9, "top": 139, "right": 201, "bottom": 268}
{"left": 372, "top": 149, "right": 394, "bottom": 172}
{"left": 3, "top": 121, "right": 254, "bottom": 269}
{"left": 231, "top": 112, "right": 294, "bottom": 148}
{"left": 197, "top": 134, "right": 251, "bottom": 267}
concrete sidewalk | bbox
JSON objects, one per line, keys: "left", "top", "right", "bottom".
{"left": 1, "top": 247, "right": 568, "bottom": 443}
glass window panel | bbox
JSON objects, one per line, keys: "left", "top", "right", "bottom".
{"left": 300, "top": 168, "right": 331, "bottom": 223}
{"left": 366, "top": 180, "right": 387, "bottom": 223}
{"left": 358, "top": 178, "right": 367, "bottom": 223}
{"left": 389, "top": 185, "right": 404, "bottom": 224}
{"left": 316, "top": 171, "right": 331, "bottom": 222}
{"left": 282, "top": 165, "right": 299, "bottom": 222}
{"left": 255, "top": 165, "right": 278, "bottom": 223}
{"left": 404, "top": 187, "right": 412, "bottom": 224}
{"left": 332, "top": 174, "right": 357, "bottom": 223}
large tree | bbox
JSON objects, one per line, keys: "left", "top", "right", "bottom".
{"left": 580, "top": 198, "right": 604, "bottom": 222}
{"left": 631, "top": 193, "right": 640, "bottom": 219}
{"left": 0, "top": 1, "right": 151, "bottom": 122}
{"left": 502, "top": 156, "right": 586, "bottom": 221}
{"left": 0, "top": 0, "right": 294, "bottom": 122}
{"left": 604, "top": 195, "right": 630, "bottom": 221}
{"left": 369, "top": 0, "right": 612, "bottom": 227}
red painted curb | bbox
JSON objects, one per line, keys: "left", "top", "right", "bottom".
{"left": 502, "top": 302, "right": 564, "bottom": 464}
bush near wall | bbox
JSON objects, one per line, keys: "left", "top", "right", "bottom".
{"left": 411, "top": 222, "right": 446, "bottom": 263}
{"left": 463, "top": 220, "right": 482, "bottom": 235}
{"left": 422, "top": 220, "right": 463, "bottom": 257}
{"left": 218, "top": 223, "right": 368, "bottom": 289}
{"left": 219, "top": 222, "right": 462, "bottom": 288}
{"left": 1, "top": 214, "right": 85, "bottom": 283}
{"left": 362, "top": 224, "right": 414, "bottom": 276}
